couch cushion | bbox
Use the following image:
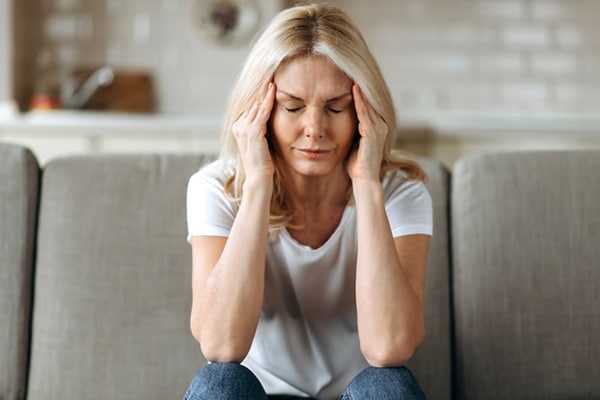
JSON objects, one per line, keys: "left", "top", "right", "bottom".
{"left": 0, "top": 143, "right": 39, "bottom": 400}
{"left": 28, "top": 153, "right": 214, "bottom": 400}
{"left": 407, "top": 158, "right": 452, "bottom": 400}
{"left": 452, "top": 150, "right": 600, "bottom": 400}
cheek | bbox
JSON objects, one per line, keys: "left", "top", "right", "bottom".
{"left": 270, "top": 108, "right": 286, "bottom": 133}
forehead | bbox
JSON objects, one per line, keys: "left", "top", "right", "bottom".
{"left": 274, "top": 56, "right": 351, "bottom": 96}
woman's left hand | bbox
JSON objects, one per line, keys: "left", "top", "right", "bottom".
{"left": 347, "top": 84, "right": 388, "bottom": 182}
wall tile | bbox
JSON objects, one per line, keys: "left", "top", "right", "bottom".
{"left": 555, "top": 26, "right": 584, "bottom": 47}
{"left": 19, "top": 0, "right": 599, "bottom": 117}
{"left": 475, "top": 54, "right": 524, "bottom": 75}
{"left": 502, "top": 25, "right": 551, "bottom": 47}
{"left": 477, "top": 1, "right": 525, "bottom": 20}
{"left": 531, "top": 53, "right": 578, "bottom": 75}
{"left": 530, "top": 0, "right": 566, "bottom": 21}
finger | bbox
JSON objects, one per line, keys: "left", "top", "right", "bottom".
{"left": 246, "top": 101, "right": 260, "bottom": 121}
{"left": 257, "top": 82, "right": 276, "bottom": 122}
{"left": 353, "top": 85, "right": 377, "bottom": 136}
{"left": 354, "top": 85, "right": 387, "bottom": 133}
{"left": 353, "top": 84, "right": 373, "bottom": 125}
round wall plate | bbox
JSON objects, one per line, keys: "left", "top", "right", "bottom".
{"left": 192, "top": 0, "right": 261, "bottom": 47}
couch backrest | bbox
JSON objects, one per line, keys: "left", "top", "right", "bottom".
{"left": 451, "top": 150, "right": 600, "bottom": 400}
{"left": 23, "top": 152, "right": 453, "bottom": 399}
{"left": 408, "top": 158, "right": 453, "bottom": 400}
{"left": 27, "top": 153, "right": 213, "bottom": 400}
{"left": 0, "top": 143, "right": 39, "bottom": 400}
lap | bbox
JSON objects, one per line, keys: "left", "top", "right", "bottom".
{"left": 184, "top": 363, "right": 425, "bottom": 400}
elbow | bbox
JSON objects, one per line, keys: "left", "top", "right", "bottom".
{"left": 361, "top": 327, "right": 425, "bottom": 368}
{"left": 190, "top": 317, "right": 251, "bottom": 363}
{"left": 362, "top": 346, "right": 415, "bottom": 368}
{"left": 200, "top": 340, "right": 250, "bottom": 364}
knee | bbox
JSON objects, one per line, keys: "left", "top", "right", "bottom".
{"left": 343, "top": 366, "right": 426, "bottom": 400}
{"left": 184, "top": 363, "right": 266, "bottom": 400}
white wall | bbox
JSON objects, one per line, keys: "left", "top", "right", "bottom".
{"left": 333, "top": 0, "right": 600, "bottom": 118}
{"left": 25, "top": 0, "right": 600, "bottom": 118}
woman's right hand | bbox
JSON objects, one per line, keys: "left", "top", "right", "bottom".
{"left": 232, "top": 82, "right": 277, "bottom": 181}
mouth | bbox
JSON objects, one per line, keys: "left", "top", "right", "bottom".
{"left": 297, "top": 148, "right": 332, "bottom": 158}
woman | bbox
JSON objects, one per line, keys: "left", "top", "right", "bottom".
{"left": 185, "top": 3, "right": 432, "bottom": 399}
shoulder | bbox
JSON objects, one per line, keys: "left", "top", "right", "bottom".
{"left": 187, "top": 158, "right": 239, "bottom": 210}
{"left": 382, "top": 169, "right": 433, "bottom": 236}
{"left": 188, "top": 158, "right": 236, "bottom": 190}
{"left": 382, "top": 169, "right": 431, "bottom": 204}
{"left": 186, "top": 158, "right": 239, "bottom": 240}
{"left": 192, "top": 158, "right": 236, "bottom": 181}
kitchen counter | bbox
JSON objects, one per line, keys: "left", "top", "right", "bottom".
{"left": 3, "top": 109, "right": 600, "bottom": 136}
{"left": 0, "top": 110, "right": 222, "bottom": 135}
{"left": 398, "top": 111, "right": 600, "bottom": 137}
{"left": 0, "top": 111, "right": 224, "bottom": 164}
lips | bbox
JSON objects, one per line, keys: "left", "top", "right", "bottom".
{"left": 297, "top": 148, "right": 332, "bottom": 158}
{"left": 298, "top": 148, "right": 330, "bottom": 154}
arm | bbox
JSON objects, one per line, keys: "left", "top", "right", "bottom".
{"left": 348, "top": 85, "right": 430, "bottom": 367}
{"left": 189, "top": 83, "right": 276, "bottom": 363}
{"left": 353, "top": 180, "right": 430, "bottom": 367}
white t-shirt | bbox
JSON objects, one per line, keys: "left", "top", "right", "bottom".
{"left": 186, "top": 159, "right": 433, "bottom": 399}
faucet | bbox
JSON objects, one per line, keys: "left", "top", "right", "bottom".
{"left": 61, "top": 66, "right": 114, "bottom": 109}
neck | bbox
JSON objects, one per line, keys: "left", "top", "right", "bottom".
{"left": 280, "top": 166, "right": 351, "bottom": 211}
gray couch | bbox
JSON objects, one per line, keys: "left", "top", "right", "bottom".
{"left": 1, "top": 141, "right": 599, "bottom": 400}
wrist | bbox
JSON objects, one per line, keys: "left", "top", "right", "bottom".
{"left": 243, "top": 174, "right": 274, "bottom": 197}
{"left": 352, "top": 178, "right": 384, "bottom": 203}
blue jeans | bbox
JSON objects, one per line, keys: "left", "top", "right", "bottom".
{"left": 183, "top": 362, "right": 426, "bottom": 400}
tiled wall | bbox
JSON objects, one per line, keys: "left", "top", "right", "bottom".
{"left": 17, "top": 0, "right": 600, "bottom": 117}
{"left": 337, "top": 0, "right": 600, "bottom": 117}
{"left": 25, "top": 0, "right": 284, "bottom": 114}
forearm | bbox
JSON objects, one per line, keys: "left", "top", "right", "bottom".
{"left": 353, "top": 179, "right": 425, "bottom": 366}
{"left": 194, "top": 177, "right": 272, "bottom": 361}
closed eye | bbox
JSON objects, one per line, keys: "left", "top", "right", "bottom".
{"left": 285, "top": 106, "right": 303, "bottom": 113}
{"left": 327, "top": 106, "right": 342, "bottom": 114}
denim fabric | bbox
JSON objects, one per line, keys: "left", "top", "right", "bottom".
{"left": 183, "top": 363, "right": 268, "bottom": 400}
{"left": 339, "top": 366, "right": 426, "bottom": 400}
{"left": 184, "top": 363, "right": 424, "bottom": 400}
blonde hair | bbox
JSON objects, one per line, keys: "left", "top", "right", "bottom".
{"left": 220, "top": 3, "right": 427, "bottom": 236}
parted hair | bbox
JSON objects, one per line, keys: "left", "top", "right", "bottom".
{"left": 220, "top": 3, "right": 427, "bottom": 236}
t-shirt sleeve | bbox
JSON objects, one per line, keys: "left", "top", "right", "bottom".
{"left": 385, "top": 179, "right": 433, "bottom": 237}
{"left": 186, "top": 167, "right": 236, "bottom": 243}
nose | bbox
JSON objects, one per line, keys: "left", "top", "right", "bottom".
{"left": 303, "top": 107, "right": 325, "bottom": 139}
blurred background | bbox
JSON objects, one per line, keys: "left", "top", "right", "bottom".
{"left": 1, "top": 0, "right": 599, "bottom": 166}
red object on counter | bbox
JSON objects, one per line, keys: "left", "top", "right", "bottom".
{"left": 29, "top": 94, "right": 61, "bottom": 110}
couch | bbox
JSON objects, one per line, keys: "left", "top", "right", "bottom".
{"left": 1, "top": 141, "right": 599, "bottom": 400}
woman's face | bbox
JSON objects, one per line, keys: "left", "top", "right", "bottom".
{"left": 270, "top": 56, "right": 357, "bottom": 178}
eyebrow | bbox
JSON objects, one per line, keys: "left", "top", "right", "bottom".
{"left": 276, "top": 90, "right": 352, "bottom": 103}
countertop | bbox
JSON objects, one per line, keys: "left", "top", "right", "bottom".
{"left": 0, "top": 110, "right": 223, "bottom": 136}
{"left": 398, "top": 111, "right": 600, "bottom": 137}
{"left": 2, "top": 109, "right": 600, "bottom": 137}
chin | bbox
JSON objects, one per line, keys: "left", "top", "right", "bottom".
{"left": 292, "top": 161, "right": 341, "bottom": 177}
